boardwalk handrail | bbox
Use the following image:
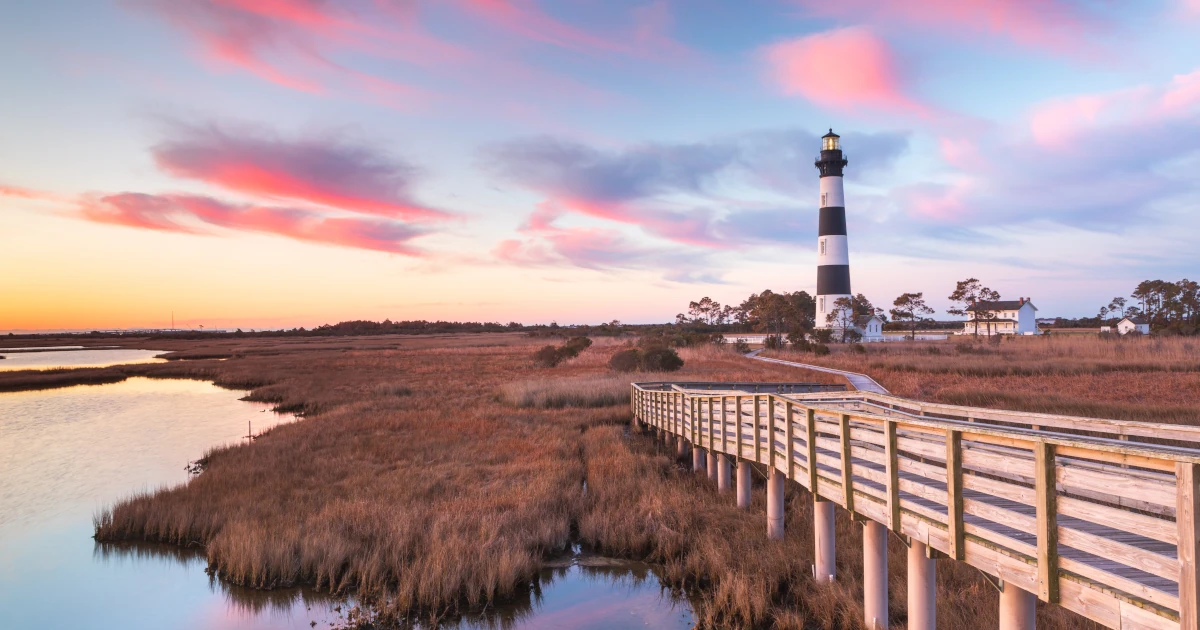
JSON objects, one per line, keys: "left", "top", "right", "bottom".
{"left": 631, "top": 382, "right": 1200, "bottom": 630}
{"left": 792, "top": 389, "right": 1200, "bottom": 446}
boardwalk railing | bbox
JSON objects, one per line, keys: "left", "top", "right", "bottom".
{"left": 632, "top": 383, "right": 1200, "bottom": 630}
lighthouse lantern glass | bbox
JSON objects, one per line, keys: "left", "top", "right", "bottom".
{"left": 823, "top": 136, "right": 839, "bottom": 151}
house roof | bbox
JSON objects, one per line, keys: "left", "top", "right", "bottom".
{"left": 966, "top": 300, "right": 1036, "bottom": 312}
{"left": 1120, "top": 316, "right": 1149, "bottom": 325}
{"left": 854, "top": 315, "right": 881, "bottom": 326}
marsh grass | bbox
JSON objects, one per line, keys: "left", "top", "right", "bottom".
{"left": 498, "top": 374, "right": 633, "bottom": 408}
{"left": 35, "top": 331, "right": 1103, "bottom": 628}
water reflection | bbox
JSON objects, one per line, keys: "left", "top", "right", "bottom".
{"left": 438, "top": 551, "right": 694, "bottom": 630}
{"left": 0, "top": 348, "right": 166, "bottom": 371}
{"left": 0, "top": 378, "right": 693, "bottom": 630}
{"left": 94, "top": 541, "right": 346, "bottom": 619}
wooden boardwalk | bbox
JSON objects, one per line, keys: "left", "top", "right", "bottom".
{"left": 746, "top": 350, "right": 890, "bottom": 394}
{"left": 631, "top": 382, "right": 1200, "bottom": 630}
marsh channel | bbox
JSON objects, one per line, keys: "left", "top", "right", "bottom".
{"left": 0, "top": 348, "right": 695, "bottom": 629}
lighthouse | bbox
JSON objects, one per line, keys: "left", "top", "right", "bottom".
{"left": 815, "top": 129, "right": 850, "bottom": 330}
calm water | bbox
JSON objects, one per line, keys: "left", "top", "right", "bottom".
{"left": 0, "top": 348, "right": 166, "bottom": 371}
{"left": 0, "top": 377, "right": 693, "bottom": 629}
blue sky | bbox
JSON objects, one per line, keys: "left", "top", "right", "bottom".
{"left": 2, "top": 0, "right": 1199, "bottom": 330}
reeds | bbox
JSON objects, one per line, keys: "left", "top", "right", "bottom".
{"left": 78, "top": 332, "right": 1113, "bottom": 628}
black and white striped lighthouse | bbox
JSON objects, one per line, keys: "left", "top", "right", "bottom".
{"left": 815, "top": 129, "right": 850, "bottom": 329}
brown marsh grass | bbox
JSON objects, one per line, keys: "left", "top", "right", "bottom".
{"left": 0, "top": 332, "right": 1101, "bottom": 627}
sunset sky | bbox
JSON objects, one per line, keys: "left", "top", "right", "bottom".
{"left": 3, "top": 1, "right": 1199, "bottom": 331}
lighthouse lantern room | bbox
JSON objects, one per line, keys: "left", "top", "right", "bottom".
{"left": 815, "top": 129, "right": 851, "bottom": 329}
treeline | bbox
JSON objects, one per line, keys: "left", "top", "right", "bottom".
{"left": 1093, "top": 279, "right": 1200, "bottom": 335}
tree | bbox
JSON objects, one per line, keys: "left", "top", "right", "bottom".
{"left": 1107, "top": 297, "right": 1127, "bottom": 319}
{"left": 687, "top": 296, "right": 723, "bottom": 325}
{"left": 947, "top": 278, "right": 1000, "bottom": 336}
{"left": 826, "top": 296, "right": 858, "bottom": 343}
{"left": 890, "top": 292, "right": 935, "bottom": 340}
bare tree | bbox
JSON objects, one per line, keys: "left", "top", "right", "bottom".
{"left": 947, "top": 278, "right": 1000, "bottom": 336}
{"left": 890, "top": 292, "right": 935, "bottom": 340}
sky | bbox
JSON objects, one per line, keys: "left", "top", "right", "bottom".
{"left": 2, "top": 0, "right": 1199, "bottom": 331}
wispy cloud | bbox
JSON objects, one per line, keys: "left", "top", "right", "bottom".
{"left": 80, "top": 192, "right": 427, "bottom": 254}
{"left": 152, "top": 120, "right": 448, "bottom": 221}
{"left": 482, "top": 129, "right": 910, "bottom": 248}
{"left": 790, "top": 0, "right": 1105, "bottom": 58}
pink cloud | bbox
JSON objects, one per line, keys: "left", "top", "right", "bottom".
{"left": 0, "top": 185, "right": 70, "bottom": 202}
{"left": 80, "top": 192, "right": 426, "bottom": 254}
{"left": 1029, "top": 68, "right": 1200, "bottom": 147}
{"left": 791, "top": 0, "right": 1100, "bottom": 56}
{"left": 763, "top": 27, "right": 928, "bottom": 116}
{"left": 151, "top": 122, "right": 448, "bottom": 221}
{"left": 137, "top": 0, "right": 436, "bottom": 105}
{"left": 456, "top": 0, "right": 693, "bottom": 60}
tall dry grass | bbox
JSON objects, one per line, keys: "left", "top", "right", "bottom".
{"left": 85, "top": 334, "right": 831, "bottom": 625}
{"left": 65, "top": 332, "right": 1113, "bottom": 627}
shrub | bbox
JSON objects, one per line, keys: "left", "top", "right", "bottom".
{"left": 560, "top": 336, "right": 593, "bottom": 358}
{"left": 533, "top": 336, "right": 593, "bottom": 367}
{"left": 533, "top": 345, "right": 563, "bottom": 367}
{"left": 607, "top": 346, "right": 685, "bottom": 372}
{"left": 811, "top": 329, "right": 834, "bottom": 343}
{"left": 608, "top": 349, "right": 642, "bottom": 372}
{"left": 640, "top": 346, "right": 684, "bottom": 372}
{"left": 811, "top": 343, "right": 831, "bottom": 356}
{"left": 851, "top": 343, "right": 867, "bottom": 354}
{"left": 734, "top": 340, "right": 751, "bottom": 354}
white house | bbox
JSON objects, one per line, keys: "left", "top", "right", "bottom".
{"left": 1117, "top": 317, "right": 1150, "bottom": 335}
{"left": 959, "top": 298, "right": 1040, "bottom": 336}
{"left": 853, "top": 315, "right": 885, "bottom": 342}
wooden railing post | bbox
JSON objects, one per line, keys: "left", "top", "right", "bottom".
{"left": 840, "top": 413, "right": 854, "bottom": 513}
{"left": 946, "top": 429, "right": 964, "bottom": 560}
{"left": 754, "top": 395, "right": 763, "bottom": 464}
{"left": 769, "top": 395, "right": 778, "bottom": 471}
{"left": 786, "top": 402, "right": 795, "bottom": 482}
{"left": 885, "top": 420, "right": 900, "bottom": 532}
{"left": 735, "top": 395, "right": 744, "bottom": 457}
{"left": 715, "top": 396, "right": 724, "bottom": 453}
{"left": 1035, "top": 441, "right": 1060, "bottom": 603}
{"left": 806, "top": 408, "right": 818, "bottom": 494}
{"left": 1179, "top": 462, "right": 1200, "bottom": 630}
{"left": 709, "top": 397, "right": 715, "bottom": 451}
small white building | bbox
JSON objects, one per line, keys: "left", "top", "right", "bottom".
{"left": 1117, "top": 317, "right": 1150, "bottom": 335}
{"left": 853, "top": 315, "right": 885, "bottom": 342}
{"left": 959, "top": 298, "right": 1040, "bottom": 336}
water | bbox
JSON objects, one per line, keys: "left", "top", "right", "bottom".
{"left": 0, "top": 377, "right": 335, "bottom": 629}
{"left": 0, "top": 348, "right": 166, "bottom": 371}
{"left": 0, "top": 377, "right": 694, "bottom": 629}
{"left": 453, "top": 553, "right": 694, "bottom": 630}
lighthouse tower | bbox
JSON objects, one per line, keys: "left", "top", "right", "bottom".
{"left": 815, "top": 129, "right": 850, "bottom": 330}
